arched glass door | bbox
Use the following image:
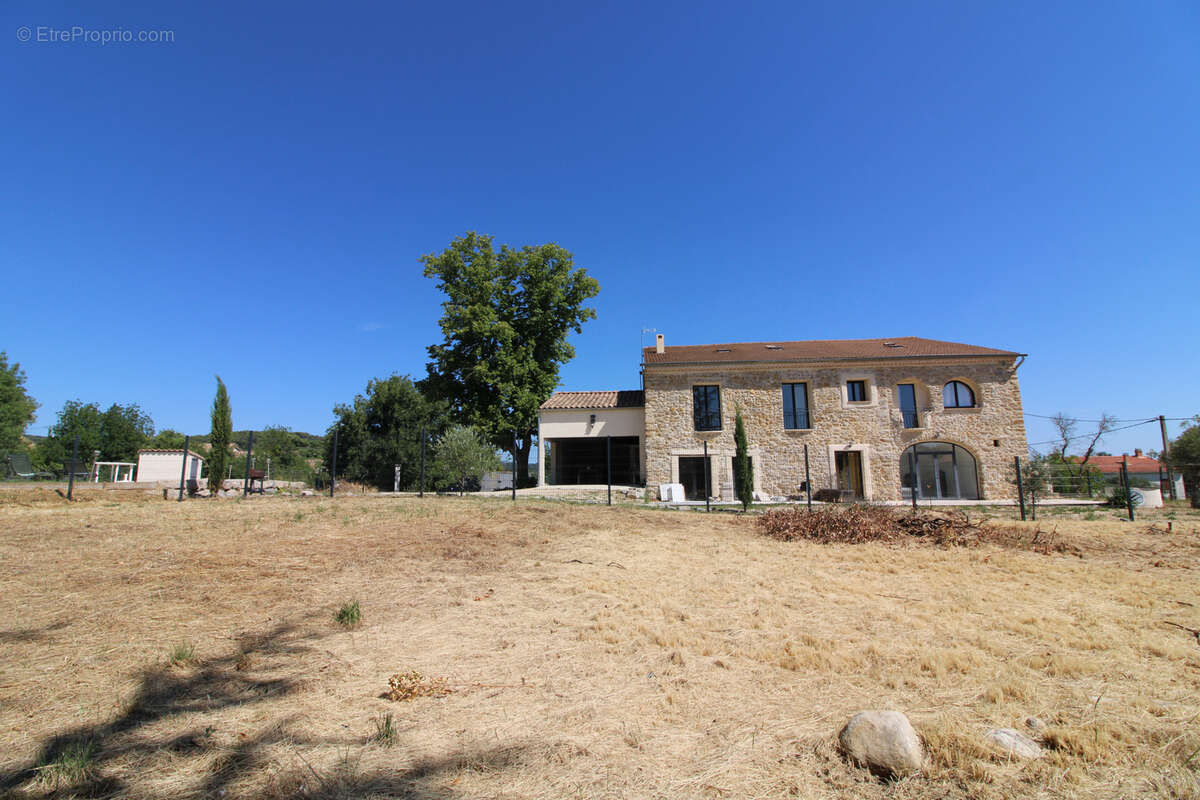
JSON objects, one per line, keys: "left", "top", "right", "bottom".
{"left": 900, "top": 442, "right": 979, "bottom": 500}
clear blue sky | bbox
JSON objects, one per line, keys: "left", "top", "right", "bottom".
{"left": 3, "top": 0, "right": 1197, "bottom": 456}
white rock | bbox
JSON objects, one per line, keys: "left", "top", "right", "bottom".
{"left": 984, "top": 728, "right": 1042, "bottom": 759}
{"left": 839, "top": 711, "right": 923, "bottom": 777}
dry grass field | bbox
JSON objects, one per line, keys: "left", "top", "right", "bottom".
{"left": 1, "top": 490, "right": 1198, "bottom": 799}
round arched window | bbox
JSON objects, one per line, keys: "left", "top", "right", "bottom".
{"left": 942, "top": 381, "right": 975, "bottom": 408}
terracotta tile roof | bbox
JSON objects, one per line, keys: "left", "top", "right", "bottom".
{"left": 1079, "top": 455, "right": 1163, "bottom": 475}
{"left": 540, "top": 390, "right": 645, "bottom": 410}
{"left": 642, "top": 336, "right": 1021, "bottom": 365}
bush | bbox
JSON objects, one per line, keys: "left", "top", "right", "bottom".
{"left": 1107, "top": 487, "right": 1143, "bottom": 509}
{"left": 335, "top": 600, "right": 361, "bottom": 628}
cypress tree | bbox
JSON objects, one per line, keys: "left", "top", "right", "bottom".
{"left": 734, "top": 406, "right": 753, "bottom": 511}
{"left": 208, "top": 376, "right": 232, "bottom": 492}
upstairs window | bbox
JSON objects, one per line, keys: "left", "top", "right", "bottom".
{"left": 782, "top": 383, "right": 810, "bottom": 429}
{"left": 692, "top": 385, "right": 722, "bottom": 431}
{"left": 897, "top": 383, "right": 919, "bottom": 428}
{"left": 846, "top": 380, "right": 867, "bottom": 403}
{"left": 943, "top": 380, "right": 976, "bottom": 408}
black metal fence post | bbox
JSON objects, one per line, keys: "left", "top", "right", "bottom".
{"left": 330, "top": 428, "right": 338, "bottom": 498}
{"left": 1015, "top": 456, "right": 1026, "bottom": 521}
{"left": 179, "top": 435, "right": 190, "bottom": 501}
{"left": 242, "top": 431, "right": 254, "bottom": 497}
{"left": 1121, "top": 460, "right": 1135, "bottom": 522}
{"left": 909, "top": 449, "right": 918, "bottom": 511}
{"left": 606, "top": 435, "right": 612, "bottom": 506}
{"left": 419, "top": 427, "right": 425, "bottom": 498}
{"left": 703, "top": 439, "right": 710, "bottom": 513}
{"left": 804, "top": 444, "right": 812, "bottom": 512}
{"left": 67, "top": 435, "right": 79, "bottom": 501}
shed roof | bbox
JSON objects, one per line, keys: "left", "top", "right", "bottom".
{"left": 643, "top": 336, "right": 1021, "bottom": 365}
{"left": 137, "top": 449, "right": 206, "bottom": 461}
{"left": 540, "top": 390, "right": 645, "bottom": 410}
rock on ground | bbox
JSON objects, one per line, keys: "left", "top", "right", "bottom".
{"left": 984, "top": 728, "right": 1042, "bottom": 759}
{"left": 838, "top": 710, "right": 924, "bottom": 778}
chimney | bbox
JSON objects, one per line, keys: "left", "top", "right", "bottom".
{"left": 1134, "top": 448, "right": 1143, "bottom": 458}
{"left": 655, "top": 333, "right": 665, "bottom": 354}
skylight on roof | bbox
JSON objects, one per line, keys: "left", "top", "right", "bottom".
{"left": 883, "top": 342, "right": 905, "bottom": 348}
{"left": 715, "top": 347, "right": 731, "bottom": 352}
{"left": 765, "top": 345, "right": 783, "bottom": 350}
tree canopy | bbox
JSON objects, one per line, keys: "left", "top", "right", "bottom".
{"left": 0, "top": 352, "right": 38, "bottom": 453}
{"left": 327, "top": 375, "right": 448, "bottom": 491}
{"left": 36, "top": 400, "right": 154, "bottom": 470}
{"left": 420, "top": 232, "right": 599, "bottom": 484}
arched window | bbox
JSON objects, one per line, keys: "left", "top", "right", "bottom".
{"left": 942, "top": 380, "right": 975, "bottom": 408}
{"left": 900, "top": 442, "right": 979, "bottom": 500}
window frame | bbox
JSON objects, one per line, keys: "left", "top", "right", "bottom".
{"left": 781, "top": 382, "right": 811, "bottom": 430}
{"left": 846, "top": 379, "right": 868, "bottom": 403}
{"left": 692, "top": 384, "right": 722, "bottom": 431}
{"left": 942, "top": 380, "right": 976, "bottom": 409}
{"left": 897, "top": 383, "right": 920, "bottom": 428}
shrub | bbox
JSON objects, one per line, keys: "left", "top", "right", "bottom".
{"left": 335, "top": 600, "right": 361, "bottom": 628}
{"left": 1107, "top": 487, "right": 1143, "bottom": 509}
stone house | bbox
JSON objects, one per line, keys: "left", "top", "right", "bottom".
{"left": 538, "top": 335, "right": 1029, "bottom": 501}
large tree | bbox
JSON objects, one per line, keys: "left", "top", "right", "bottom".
{"left": 327, "top": 375, "right": 448, "bottom": 491}
{"left": 420, "top": 232, "right": 600, "bottom": 485}
{"left": 0, "top": 352, "right": 38, "bottom": 453}
{"left": 35, "top": 401, "right": 153, "bottom": 472}
{"left": 208, "top": 377, "right": 232, "bottom": 492}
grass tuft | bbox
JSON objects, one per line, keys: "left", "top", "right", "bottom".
{"left": 371, "top": 712, "right": 396, "bottom": 746}
{"left": 169, "top": 641, "right": 195, "bottom": 665}
{"left": 334, "top": 600, "right": 361, "bottom": 628}
{"left": 36, "top": 739, "right": 96, "bottom": 787}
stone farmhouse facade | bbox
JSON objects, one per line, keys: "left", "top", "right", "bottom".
{"left": 537, "top": 336, "right": 1029, "bottom": 502}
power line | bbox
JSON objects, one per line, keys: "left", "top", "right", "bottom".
{"left": 1026, "top": 418, "right": 1159, "bottom": 448}
{"left": 1025, "top": 412, "right": 1197, "bottom": 423}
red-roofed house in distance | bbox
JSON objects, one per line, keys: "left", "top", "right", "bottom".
{"left": 1085, "top": 450, "right": 1184, "bottom": 499}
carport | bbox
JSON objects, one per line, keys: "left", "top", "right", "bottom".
{"left": 536, "top": 390, "right": 645, "bottom": 486}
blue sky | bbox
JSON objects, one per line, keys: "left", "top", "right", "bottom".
{"left": 3, "top": 0, "right": 1197, "bottom": 456}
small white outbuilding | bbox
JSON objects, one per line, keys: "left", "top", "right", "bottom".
{"left": 136, "top": 449, "right": 205, "bottom": 484}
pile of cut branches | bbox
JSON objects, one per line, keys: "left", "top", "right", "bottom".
{"left": 756, "top": 505, "right": 1079, "bottom": 555}
{"left": 756, "top": 505, "right": 909, "bottom": 544}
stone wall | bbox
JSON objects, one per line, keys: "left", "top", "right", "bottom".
{"left": 643, "top": 358, "right": 1027, "bottom": 500}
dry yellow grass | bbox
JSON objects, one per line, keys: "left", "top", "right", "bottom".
{"left": 0, "top": 489, "right": 1198, "bottom": 799}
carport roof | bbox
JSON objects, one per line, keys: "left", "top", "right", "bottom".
{"left": 540, "top": 390, "right": 645, "bottom": 410}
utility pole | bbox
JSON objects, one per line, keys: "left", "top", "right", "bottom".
{"left": 1160, "top": 415, "right": 1176, "bottom": 501}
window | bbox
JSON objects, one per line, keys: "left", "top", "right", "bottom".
{"left": 846, "top": 380, "right": 867, "bottom": 402}
{"left": 897, "top": 383, "right": 919, "bottom": 428}
{"left": 782, "top": 383, "right": 810, "bottom": 429}
{"left": 942, "top": 380, "right": 976, "bottom": 408}
{"left": 900, "top": 442, "right": 979, "bottom": 500}
{"left": 692, "top": 385, "right": 721, "bottom": 431}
